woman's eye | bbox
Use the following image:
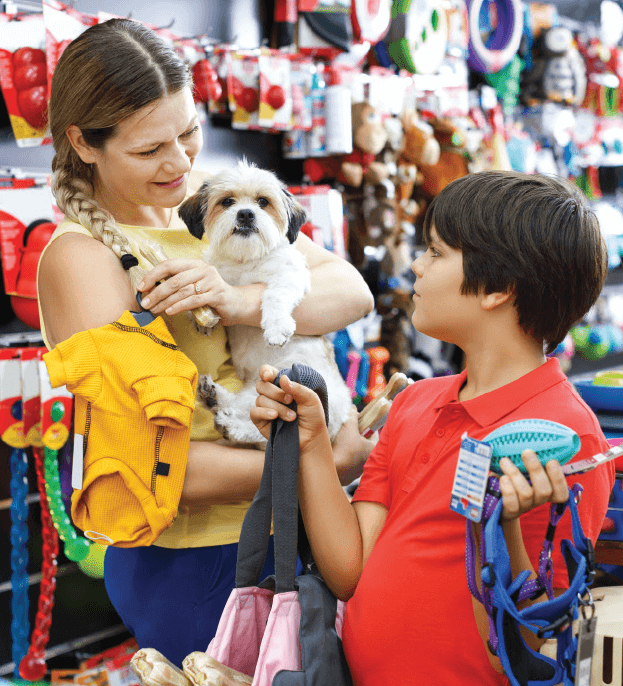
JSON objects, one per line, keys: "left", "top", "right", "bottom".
{"left": 221, "top": 197, "right": 235, "bottom": 207}
{"left": 181, "top": 125, "right": 199, "bottom": 138}
{"left": 139, "top": 146, "right": 160, "bottom": 157}
{"left": 257, "top": 197, "right": 269, "bottom": 208}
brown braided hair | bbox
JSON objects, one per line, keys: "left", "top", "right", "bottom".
{"left": 48, "top": 18, "right": 192, "bottom": 292}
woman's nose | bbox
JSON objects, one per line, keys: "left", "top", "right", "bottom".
{"left": 163, "top": 142, "right": 192, "bottom": 175}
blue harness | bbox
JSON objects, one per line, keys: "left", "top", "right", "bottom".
{"left": 466, "top": 477, "right": 596, "bottom": 686}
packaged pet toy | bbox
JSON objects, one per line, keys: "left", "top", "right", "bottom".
{"left": 0, "top": 12, "right": 50, "bottom": 146}
{"left": 42, "top": 0, "right": 97, "bottom": 98}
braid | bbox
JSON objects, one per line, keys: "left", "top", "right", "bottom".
{"left": 51, "top": 163, "right": 148, "bottom": 293}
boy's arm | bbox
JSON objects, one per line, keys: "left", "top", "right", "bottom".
{"left": 252, "top": 365, "right": 387, "bottom": 600}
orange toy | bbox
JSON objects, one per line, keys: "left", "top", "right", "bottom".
{"left": 417, "top": 118, "right": 470, "bottom": 198}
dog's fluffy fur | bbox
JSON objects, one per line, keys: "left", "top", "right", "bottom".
{"left": 179, "top": 160, "right": 353, "bottom": 445}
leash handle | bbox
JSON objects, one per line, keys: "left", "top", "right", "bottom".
{"left": 235, "top": 364, "right": 328, "bottom": 593}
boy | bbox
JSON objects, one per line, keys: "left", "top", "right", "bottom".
{"left": 250, "top": 171, "right": 615, "bottom": 685}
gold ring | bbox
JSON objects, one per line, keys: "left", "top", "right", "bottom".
{"left": 195, "top": 282, "right": 202, "bottom": 294}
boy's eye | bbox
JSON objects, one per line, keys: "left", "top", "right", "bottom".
{"left": 221, "top": 197, "right": 235, "bottom": 207}
{"left": 257, "top": 197, "right": 269, "bottom": 208}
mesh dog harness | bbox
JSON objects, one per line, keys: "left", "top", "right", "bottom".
{"left": 466, "top": 477, "right": 596, "bottom": 686}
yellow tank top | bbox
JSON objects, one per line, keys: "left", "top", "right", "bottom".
{"left": 36, "top": 187, "right": 252, "bottom": 549}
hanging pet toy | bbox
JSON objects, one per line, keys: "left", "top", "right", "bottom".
{"left": 0, "top": 348, "right": 31, "bottom": 676}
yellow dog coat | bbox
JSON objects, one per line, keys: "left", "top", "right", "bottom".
{"left": 43, "top": 310, "right": 198, "bottom": 547}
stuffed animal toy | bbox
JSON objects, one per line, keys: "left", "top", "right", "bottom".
{"left": 417, "top": 117, "right": 470, "bottom": 198}
{"left": 304, "top": 101, "right": 389, "bottom": 187}
{"left": 521, "top": 27, "right": 587, "bottom": 107}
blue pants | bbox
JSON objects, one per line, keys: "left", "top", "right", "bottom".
{"left": 104, "top": 539, "right": 276, "bottom": 668}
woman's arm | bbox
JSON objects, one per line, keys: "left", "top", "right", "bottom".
{"left": 38, "top": 232, "right": 139, "bottom": 349}
{"left": 137, "top": 233, "right": 374, "bottom": 335}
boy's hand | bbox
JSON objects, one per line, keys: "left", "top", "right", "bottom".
{"left": 498, "top": 450, "right": 569, "bottom": 522}
{"left": 251, "top": 364, "right": 330, "bottom": 453}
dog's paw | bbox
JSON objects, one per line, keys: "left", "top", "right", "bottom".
{"left": 197, "top": 375, "right": 218, "bottom": 409}
{"left": 263, "top": 316, "right": 296, "bottom": 347}
{"left": 213, "top": 410, "right": 232, "bottom": 439}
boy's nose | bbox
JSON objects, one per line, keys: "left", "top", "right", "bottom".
{"left": 412, "top": 254, "right": 424, "bottom": 278}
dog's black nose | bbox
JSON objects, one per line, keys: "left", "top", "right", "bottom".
{"left": 237, "top": 209, "right": 255, "bottom": 224}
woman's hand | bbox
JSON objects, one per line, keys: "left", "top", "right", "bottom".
{"left": 498, "top": 450, "right": 569, "bottom": 522}
{"left": 138, "top": 258, "right": 262, "bottom": 326}
{"left": 251, "top": 364, "right": 332, "bottom": 454}
{"left": 332, "top": 406, "right": 374, "bottom": 485}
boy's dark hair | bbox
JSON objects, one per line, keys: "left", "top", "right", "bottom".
{"left": 422, "top": 171, "right": 608, "bottom": 354}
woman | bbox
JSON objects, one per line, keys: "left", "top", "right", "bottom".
{"left": 37, "top": 18, "right": 374, "bottom": 667}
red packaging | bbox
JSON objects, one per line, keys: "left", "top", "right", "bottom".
{"left": 43, "top": 0, "right": 97, "bottom": 99}
{"left": 0, "top": 348, "right": 27, "bottom": 449}
{"left": 0, "top": 12, "right": 51, "bottom": 146}
{"left": 0, "top": 175, "right": 56, "bottom": 329}
{"left": 229, "top": 51, "right": 261, "bottom": 130}
{"left": 21, "top": 347, "right": 47, "bottom": 447}
{"left": 39, "top": 358, "right": 72, "bottom": 452}
{"left": 259, "top": 51, "right": 293, "bottom": 131}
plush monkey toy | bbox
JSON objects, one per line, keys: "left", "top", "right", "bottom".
{"left": 304, "top": 101, "right": 389, "bottom": 187}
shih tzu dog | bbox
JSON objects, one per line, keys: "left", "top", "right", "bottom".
{"left": 178, "top": 160, "right": 353, "bottom": 446}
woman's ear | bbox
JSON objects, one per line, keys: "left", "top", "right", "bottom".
{"left": 65, "top": 125, "right": 99, "bottom": 164}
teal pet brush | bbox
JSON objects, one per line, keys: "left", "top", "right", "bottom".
{"left": 483, "top": 419, "right": 581, "bottom": 474}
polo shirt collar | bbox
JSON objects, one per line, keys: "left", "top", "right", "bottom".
{"left": 434, "top": 358, "right": 566, "bottom": 427}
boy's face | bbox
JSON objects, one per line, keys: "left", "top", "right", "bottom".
{"left": 411, "top": 227, "right": 482, "bottom": 345}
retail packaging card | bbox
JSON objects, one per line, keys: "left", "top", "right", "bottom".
{"left": 450, "top": 433, "right": 492, "bottom": 523}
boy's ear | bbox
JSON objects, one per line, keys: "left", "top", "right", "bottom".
{"left": 481, "top": 290, "right": 514, "bottom": 311}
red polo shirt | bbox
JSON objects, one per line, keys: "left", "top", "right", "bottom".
{"left": 344, "top": 359, "right": 614, "bottom": 686}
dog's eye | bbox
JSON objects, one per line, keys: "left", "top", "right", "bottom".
{"left": 221, "top": 197, "right": 235, "bottom": 208}
{"left": 257, "top": 197, "right": 269, "bottom": 208}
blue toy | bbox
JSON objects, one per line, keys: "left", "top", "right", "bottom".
{"left": 484, "top": 419, "right": 581, "bottom": 474}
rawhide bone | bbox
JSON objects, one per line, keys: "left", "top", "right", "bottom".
{"left": 131, "top": 648, "right": 193, "bottom": 686}
{"left": 358, "top": 372, "right": 411, "bottom": 436}
{"left": 183, "top": 651, "right": 253, "bottom": 686}
{"left": 139, "top": 239, "right": 220, "bottom": 328}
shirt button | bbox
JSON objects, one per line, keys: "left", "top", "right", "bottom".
{"left": 436, "top": 428, "right": 445, "bottom": 437}
{"left": 421, "top": 453, "right": 430, "bottom": 463}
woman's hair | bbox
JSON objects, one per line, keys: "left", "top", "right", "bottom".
{"left": 48, "top": 18, "right": 192, "bottom": 292}
{"left": 422, "top": 171, "right": 608, "bottom": 354}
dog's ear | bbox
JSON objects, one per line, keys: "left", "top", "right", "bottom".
{"left": 283, "top": 189, "right": 307, "bottom": 244}
{"left": 179, "top": 180, "right": 210, "bottom": 240}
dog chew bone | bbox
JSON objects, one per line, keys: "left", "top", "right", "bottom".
{"left": 359, "top": 398, "right": 392, "bottom": 438}
{"left": 130, "top": 648, "right": 193, "bottom": 686}
{"left": 358, "top": 372, "right": 410, "bottom": 434}
{"left": 139, "top": 240, "right": 220, "bottom": 328}
{"left": 182, "top": 652, "right": 253, "bottom": 686}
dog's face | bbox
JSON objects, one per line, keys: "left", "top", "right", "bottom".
{"left": 179, "top": 162, "right": 307, "bottom": 263}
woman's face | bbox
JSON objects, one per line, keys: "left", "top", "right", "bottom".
{"left": 90, "top": 87, "right": 203, "bottom": 223}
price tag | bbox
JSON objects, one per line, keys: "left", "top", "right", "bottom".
{"left": 450, "top": 433, "right": 492, "bottom": 523}
{"left": 575, "top": 615, "right": 597, "bottom": 686}
{"left": 71, "top": 433, "right": 83, "bottom": 490}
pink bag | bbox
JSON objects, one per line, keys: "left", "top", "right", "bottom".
{"left": 205, "top": 365, "right": 352, "bottom": 686}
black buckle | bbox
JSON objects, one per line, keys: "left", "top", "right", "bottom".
{"left": 585, "top": 538, "right": 596, "bottom": 582}
{"left": 481, "top": 562, "right": 496, "bottom": 588}
{"left": 536, "top": 609, "right": 574, "bottom": 639}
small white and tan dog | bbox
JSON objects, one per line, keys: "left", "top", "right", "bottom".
{"left": 179, "top": 160, "right": 353, "bottom": 446}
